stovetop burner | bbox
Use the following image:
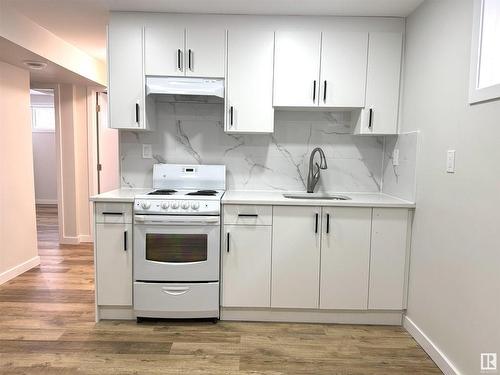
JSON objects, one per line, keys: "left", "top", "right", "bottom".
{"left": 186, "top": 190, "right": 218, "bottom": 196}
{"left": 148, "top": 189, "right": 177, "bottom": 196}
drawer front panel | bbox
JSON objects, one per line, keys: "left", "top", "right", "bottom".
{"left": 223, "top": 205, "right": 272, "bottom": 225}
{"left": 95, "top": 202, "right": 133, "bottom": 224}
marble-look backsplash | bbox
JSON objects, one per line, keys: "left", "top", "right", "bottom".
{"left": 120, "top": 102, "right": 386, "bottom": 192}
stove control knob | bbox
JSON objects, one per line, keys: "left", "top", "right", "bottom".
{"left": 191, "top": 202, "right": 200, "bottom": 210}
{"left": 171, "top": 201, "right": 179, "bottom": 209}
{"left": 141, "top": 201, "right": 151, "bottom": 209}
{"left": 181, "top": 202, "right": 190, "bottom": 209}
{"left": 161, "top": 202, "right": 169, "bottom": 209}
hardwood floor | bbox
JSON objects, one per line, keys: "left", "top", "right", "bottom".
{"left": 0, "top": 204, "right": 442, "bottom": 374}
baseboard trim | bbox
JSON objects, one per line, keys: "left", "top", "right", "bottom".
{"left": 0, "top": 256, "right": 41, "bottom": 285}
{"left": 35, "top": 199, "right": 58, "bottom": 205}
{"left": 403, "top": 316, "right": 460, "bottom": 375}
{"left": 221, "top": 307, "right": 403, "bottom": 325}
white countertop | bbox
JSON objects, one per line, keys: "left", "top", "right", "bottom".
{"left": 90, "top": 188, "right": 415, "bottom": 208}
{"left": 90, "top": 188, "right": 152, "bottom": 202}
{"left": 221, "top": 191, "right": 415, "bottom": 208}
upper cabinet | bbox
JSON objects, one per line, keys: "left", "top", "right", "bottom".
{"left": 226, "top": 29, "right": 275, "bottom": 133}
{"left": 273, "top": 31, "right": 368, "bottom": 108}
{"left": 145, "top": 26, "right": 225, "bottom": 78}
{"left": 108, "top": 21, "right": 148, "bottom": 130}
{"left": 355, "top": 32, "right": 403, "bottom": 135}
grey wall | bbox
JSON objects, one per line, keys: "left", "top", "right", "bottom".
{"left": 403, "top": 1, "right": 500, "bottom": 374}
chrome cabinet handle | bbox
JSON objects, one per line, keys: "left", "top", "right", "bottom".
{"left": 162, "top": 286, "right": 189, "bottom": 296}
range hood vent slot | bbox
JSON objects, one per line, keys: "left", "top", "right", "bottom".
{"left": 146, "top": 76, "right": 224, "bottom": 102}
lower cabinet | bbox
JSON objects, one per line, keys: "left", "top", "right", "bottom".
{"left": 95, "top": 222, "right": 133, "bottom": 306}
{"left": 222, "top": 225, "right": 272, "bottom": 307}
{"left": 319, "top": 207, "right": 372, "bottom": 309}
{"left": 271, "top": 206, "right": 321, "bottom": 308}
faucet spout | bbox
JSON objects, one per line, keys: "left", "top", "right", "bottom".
{"left": 307, "top": 147, "right": 328, "bottom": 193}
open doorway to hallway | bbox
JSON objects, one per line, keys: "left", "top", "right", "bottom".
{"left": 30, "top": 88, "right": 59, "bottom": 245}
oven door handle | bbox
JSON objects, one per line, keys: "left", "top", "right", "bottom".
{"left": 134, "top": 215, "right": 220, "bottom": 225}
{"left": 162, "top": 286, "right": 190, "bottom": 296}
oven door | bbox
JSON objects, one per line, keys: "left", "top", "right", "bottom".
{"left": 134, "top": 215, "right": 220, "bottom": 282}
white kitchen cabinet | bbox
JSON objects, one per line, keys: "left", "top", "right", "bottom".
{"left": 185, "top": 27, "right": 225, "bottom": 78}
{"left": 226, "top": 29, "right": 274, "bottom": 133}
{"left": 273, "top": 31, "right": 322, "bottom": 107}
{"left": 356, "top": 32, "right": 403, "bottom": 135}
{"left": 95, "top": 222, "right": 133, "bottom": 306}
{"left": 319, "top": 32, "right": 368, "bottom": 108}
{"left": 272, "top": 206, "right": 321, "bottom": 308}
{"left": 320, "top": 207, "right": 372, "bottom": 310}
{"left": 222, "top": 225, "right": 272, "bottom": 307}
{"left": 145, "top": 26, "right": 225, "bottom": 78}
{"left": 108, "top": 21, "right": 146, "bottom": 129}
{"left": 144, "top": 26, "right": 185, "bottom": 76}
{"left": 368, "top": 208, "right": 409, "bottom": 309}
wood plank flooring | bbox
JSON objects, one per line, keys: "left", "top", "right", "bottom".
{"left": 0, "top": 204, "right": 442, "bottom": 374}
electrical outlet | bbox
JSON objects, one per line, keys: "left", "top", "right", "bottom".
{"left": 142, "top": 144, "right": 153, "bottom": 159}
{"left": 446, "top": 150, "right": 456, "bottom": 173}
{"left": 392, "top": 149, "right": 400, "bottom": 166}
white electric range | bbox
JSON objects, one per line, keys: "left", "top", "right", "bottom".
{"left": 133, "top": 164, "right": 225, "bottom": 321}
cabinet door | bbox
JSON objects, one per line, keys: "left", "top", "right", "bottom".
{"left": 96, "top": 223, "right": 132, "bottom": 305}
{"left": 144, "top": 26, "right": 185, "bottom": 76}
{"left": 185, "top": 27, "right": 225, "bottom": 78}
{"left": 320, "top": 207, "right": 371, "bottom": 310}
{"left": 222, "top": 225, "right": 272, "bottom": 307}
{"left": 272, "top": 206, "right": 321, "bottom": 308}
{"left": 319, "top": 32, "right": 368, "bottom": 108}
{"left": 273, "top": 31, "right": 321, "bottom": 107}
{"left": 226, "top": 29, "right": 274, "bottom": 133}
{"left": 369, "top": 208, "right": 408, "bottom": 309}
{"left": 361, "top": 32, "right": 403, "bottom": 134}
{"left": 108, "top": 21, "right": 145, "bottom": 129}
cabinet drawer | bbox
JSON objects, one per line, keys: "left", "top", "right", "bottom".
{"left": 223, "top": 205, "right": 272, "bottom": 225}
{"left": 95, "top": 202, "right": 133, "bottom": 224}
{"left": 134, "top": 282, "right": 219, "bottom": 318}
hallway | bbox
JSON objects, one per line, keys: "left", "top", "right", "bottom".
{"left": 0, "top": 206, "right": 441, "bottom": 374}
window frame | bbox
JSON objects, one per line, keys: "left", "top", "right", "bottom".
{"left": 469, "top": 0, "right": 500, "bottom": 104}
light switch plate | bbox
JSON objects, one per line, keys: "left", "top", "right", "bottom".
{"left": 392, "top": 149, "right": 400, "bottom": 166}
{"left": 446, "top": 150, "right": 456, "bottom": 173}
{"left": 142, "top": 144, "right": 153, "bottom": 159}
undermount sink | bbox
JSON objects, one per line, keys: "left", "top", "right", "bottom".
{"left": 283, "top": 193, "right": 351, "bottom": 201}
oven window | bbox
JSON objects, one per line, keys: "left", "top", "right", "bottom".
{"left": 145, "top": 234, "right": 208, "bottom": 263}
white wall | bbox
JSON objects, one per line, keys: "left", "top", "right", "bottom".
{"left": 0, "top": 61, "right": 40, "bottom": 283}
{"left": 402, "top": 1, "right": 500, "bottom": 374}
{"left": 32, "top": 132, "right": 57, "bottom": 203}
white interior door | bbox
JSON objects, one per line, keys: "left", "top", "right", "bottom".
{"left": 97, "top": 92, "right": 119, "bottom": 193}
{"left": 319, "top": 32, "right": 368, "bottom": 107}
{"left": 273, "top": 31, "right": 321, "bottom": 107}
{"left": 320, "top": 207, "right": 371, "bottom": 309}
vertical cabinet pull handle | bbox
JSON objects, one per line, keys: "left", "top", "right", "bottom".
{"left": 312, "top": 80, "right": 317, "bottom": 102}
{"left": 188, "top": 49, "right": 192, "bottom": 71}
{"left": 323, "top": 80, "right": 327, "bottom": 102}
{"left": 368, "top": 108, "right": 373, "bottom": 129}
{"left": 226, "top": 232, "right": 230, "bottom": 253}
{"left": 315, "top": 213, "right": 319, "bottom": 233}
{"left": 177, "top": 49, "right": 182, "bottom": 71}
{"left": 135, "top": 103, "right": 139, "bottom": 123}
{"left": 326, "top": 214, "right": 330, "bottom": 234}
{"left": 124, "top": 230, "right": 128, "bottom": 251}
{"left": 230, "top": 106, "right": 234, "bottom": 126}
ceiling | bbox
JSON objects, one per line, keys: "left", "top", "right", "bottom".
{"left": 4, "top": 0, "right": 423, "bottom": 63}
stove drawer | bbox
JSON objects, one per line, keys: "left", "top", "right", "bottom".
{"left": 224, "top": 205, "right": 272, "bottom": 225}
{"left": 134, "top": 282, "right": 219, "bottom": 318}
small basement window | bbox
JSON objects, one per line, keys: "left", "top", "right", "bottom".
{"left": 469, "top": 0, "right": 500, "bottom": 103}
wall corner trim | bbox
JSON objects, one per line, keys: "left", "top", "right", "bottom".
{"left": 403, "top": 315, "right": 461, "bottom": 375}
{"left": 0, "top": 256, "right": 41, "bottom": 285}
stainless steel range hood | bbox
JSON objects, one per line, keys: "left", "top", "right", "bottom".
{"left": 146, "top": 76, "right": 224, "bottom": 103}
